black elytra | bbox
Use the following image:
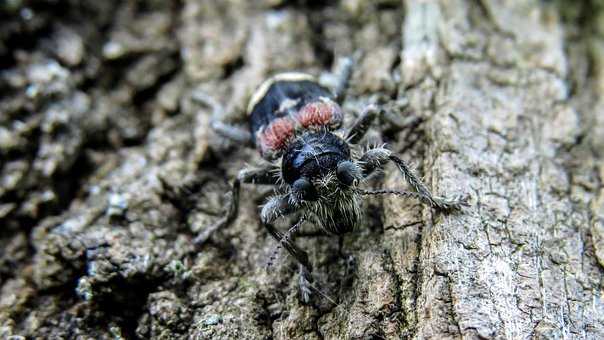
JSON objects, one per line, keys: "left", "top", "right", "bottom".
{"left": 248, "top": 78, "right": 333, "bottom": 140}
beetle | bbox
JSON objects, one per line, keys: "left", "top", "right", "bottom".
{"left": 194, "top": 58, "right": 465, "bottom": 303}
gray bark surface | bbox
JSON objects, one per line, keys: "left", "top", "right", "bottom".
{"left": 1, "top": 1, "right": 603, "bottom": 339}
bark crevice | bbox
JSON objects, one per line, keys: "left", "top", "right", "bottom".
{"left": 1, "top": 1, "right": 603, "bottom": 339}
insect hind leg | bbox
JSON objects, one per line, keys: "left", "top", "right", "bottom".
{"left": 319, "top": 55, "right": 356, "bottom": 105}
{"left": 332, "top": 56, "right": 354, "bottom": 104}
{"left": 211, "top": 120, "right": 252, "bottom": 145}
{"left": 192, "top": 89, "right": 252, "bottom": 145}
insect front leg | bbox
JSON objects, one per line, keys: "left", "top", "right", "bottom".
{"left": 263, "top": 220, "right": 312, "bottom": 274}
{"left": 358, "top": 147, "right": 466, "bottom": 211}
{"left": 194, "top": 164, "right": 278, "bottom": 245}
{"left": 261, "top": 198, "right": 318, "bottom": 303}
{"left": 261, "top": 197, "right": 310, "bottom": 272}
{"left": 192, "top": 90, "right": 253, "bottom": 145}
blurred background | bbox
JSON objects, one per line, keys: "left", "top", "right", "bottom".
{"left": 1, "top": 1, "right": 603, "bottom": 339}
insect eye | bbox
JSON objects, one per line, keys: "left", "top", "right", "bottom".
{"left": 292, "top": 177, "right": 317, "bottom": 201}
{"left": 337, "top": 161, "right": 361, "bottom": 186}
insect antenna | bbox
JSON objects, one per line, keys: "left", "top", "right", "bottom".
{"left": 358, "top": 188, "right": 467, "bottom": 211}
{"left": 266, "top": 217, "right": 306, "bottom": 269}
{"left": 306, "top": 279, "right": 338, "bottom": 306}
{"left": 266, "top": 245, "right": 282, "bottom": 270}
{"left": 359, "top": 188, "right": 436, "bottom": 208}
{"left": 356, "top": 188, "right": 429, "bottom": 202}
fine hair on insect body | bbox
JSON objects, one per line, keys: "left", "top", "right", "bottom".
{"left": 193, "top": 56, "right": 466, "bottom": 303}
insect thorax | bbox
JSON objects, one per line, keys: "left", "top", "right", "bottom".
{"left": 282, "top": 131, "right": 361, "bottom": 234}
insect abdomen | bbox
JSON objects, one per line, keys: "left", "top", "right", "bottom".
{"left": 248, "top": 73, "right": 343, "bottom": 160}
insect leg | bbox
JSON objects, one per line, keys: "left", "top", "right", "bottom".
{"left": 191, "top": 89, "right": 253, "bottom": 145}
{"left": 346, "top": 102, "right": 425, "bottom": 145}
{"left": 337, "top": 235, "right": 356, "bottom": 290}
{"left": 212, "top": 120, "right": 252, "bottom": 145}
{"left": 298, "top": 264, "right": 313, "bottom": 303}
{"left": 263, "top": 218, "right": 311, "bottom": 272}
{"left": 262, "top": 215, "right": 315, "bottom": 303}
{"left": 345, "top": 104, "right": 380, "bottom": 144}
{"left": 333, "top": 56, "right": 354, "bottom": 104}
{"left": 358, "top": 147, "right": 466, "bottom": 210}
{"left": 194, "top": 164, "right": 278, "bottom": 245}
{"left": 260, "top": 199, "right": 320, "bottom": 303}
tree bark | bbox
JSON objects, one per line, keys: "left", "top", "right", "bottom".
{"left": 1, "top": 1, "right": 603, "bottom": 339}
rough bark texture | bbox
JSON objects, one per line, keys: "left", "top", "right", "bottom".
{"left": 1, "top": 0, "right": 603, "bottom": 339}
